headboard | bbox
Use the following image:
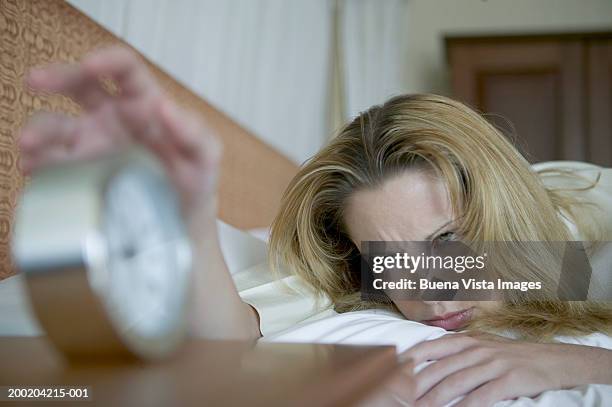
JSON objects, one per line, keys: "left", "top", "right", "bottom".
{"left": 0, "top": 0, "right": 299, "bottom": 279}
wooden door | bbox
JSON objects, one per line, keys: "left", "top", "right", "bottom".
{"left": 447, "top": 37, "right": 584, "bottom": 163}
{"left": 588, "top": 40, "right": 612, "bottom": 166}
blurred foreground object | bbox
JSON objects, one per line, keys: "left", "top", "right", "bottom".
{"left": 12, "top": 149, "right": 192, "bottom": 361}
{"left": 0, "top": 338, "right": 404, "bottom": 406}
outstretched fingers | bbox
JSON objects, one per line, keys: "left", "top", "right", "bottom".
{"left": 80, "top": 46, "right": 159, "bottom": 99}
{"left": 26, "top": 46, "right": 158, "bottom": 110}
{"left": 26, "top": 63, "right": 109, "bottom": 110}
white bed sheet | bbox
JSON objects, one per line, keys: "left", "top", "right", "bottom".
{"left": 265, "top": 309, "right": 612, "bottom": 406}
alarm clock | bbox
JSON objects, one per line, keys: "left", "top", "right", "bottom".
{"left": 11, "top": 148, "right": 192, "bottom": 360}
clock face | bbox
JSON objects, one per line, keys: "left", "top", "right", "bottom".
{"left": 100, "top": 165, "right": 191, "bottom": 340}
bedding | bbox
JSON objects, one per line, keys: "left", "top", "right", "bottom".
{"left": 0, "top": 272, "right": 41, "bottom": 336}
{"left": 265, "top": 309, "right": 612, "bottom": 406}
{"left": 247, "top": 227, "right": 272, "bottom": 243}
{"left": 535, "top": 161, "right": 612, "bottom": 241}
{"left": 218, "top": 220, "right": 268, "bottom": 274}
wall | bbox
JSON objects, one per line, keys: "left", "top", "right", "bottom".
{"left": 68, "top": 0, "right": 333, "bottom": 165}
{"left": 405, "top": 0, "right": 612, "bottom": 95}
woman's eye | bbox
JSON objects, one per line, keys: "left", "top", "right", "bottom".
{"left": 435, "top": 231, "right": 456, "bottom": 242}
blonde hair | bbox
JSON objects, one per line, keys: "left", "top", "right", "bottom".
{"left": 269, "top": 94, "right": 611, "bottom": 341}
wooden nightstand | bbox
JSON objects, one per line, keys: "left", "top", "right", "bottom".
{"left": 0, "top": 337, "right": 413, "bottom": 406}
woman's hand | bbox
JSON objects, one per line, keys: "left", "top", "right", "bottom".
{"left": 19, "top": 46, "right": 261, "bottom": 340}
{"left": 20, "top": 46, "right": 221, "bottom": 222}
{"left": 402, "top": 333, "right": 612, "bottom": 407}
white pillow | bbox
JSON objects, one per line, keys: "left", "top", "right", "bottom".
{"left": 0, "top": 274, "right": 41, "bottom": 336}
{"left": 247, "top": 227, "right": 271, "bottom": 243}
{"left": 217, "top": 220, "right": 268, "bottom": 274}
{"left": 264, "top": 309, "right": 448, "bottom": 354}
{"left": 533, "top": 162, "right": 612, "bottom": 299}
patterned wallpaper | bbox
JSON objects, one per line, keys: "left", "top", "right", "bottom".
{"left": 0, "top": 0, "right": 106, "bottom": 279}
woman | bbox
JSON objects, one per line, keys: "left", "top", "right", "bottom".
{"left": 19, "top": 47, "right": 612, "bottom": 406}
{"left": 269, "top": 90, "right": 611, "bottom": 339}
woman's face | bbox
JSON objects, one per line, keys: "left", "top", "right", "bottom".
{"left": 343, "top": 169, "right": 499, "bottom": 330}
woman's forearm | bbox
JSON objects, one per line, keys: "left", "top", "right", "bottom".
{"left": 572, "top": 344, "right": 612, "bottom": 386}
{"left": 186, "top": 205, "right": 262, "bottom": 340}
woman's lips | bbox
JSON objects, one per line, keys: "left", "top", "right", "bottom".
{"left": 421, "top": 308, "right": 474, "bottom": 330}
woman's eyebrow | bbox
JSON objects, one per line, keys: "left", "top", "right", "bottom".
{"left": 425, "top": 219, "right": 454, "bottom": 241}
